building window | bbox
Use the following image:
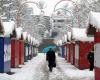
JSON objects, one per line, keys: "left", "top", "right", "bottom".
{"left": 57, "top": 20, "right": 64, "bottom": 22}
{"left": 58, "top": 26, "right": 62, "bottom": 28}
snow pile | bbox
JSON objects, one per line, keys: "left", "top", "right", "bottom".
{"left": 72, "top": 28, "right": 94, "bottom": 41}
{"left": 3, "top": 21, "right": 15, "bottom": 37}
{"left": 89, "top": 11, "right": 100, "bottom": 29}
{"left": 57, "top": 39, "right": 63, "bottom": 46}
{"left": 62, "top": 34, "right": 67, "bottom": 42}
{"left": 22, "top": 32, "right": 27, "bottom": 41}
{"left": 16, "top": 27, "right": 23, "bottom": 39}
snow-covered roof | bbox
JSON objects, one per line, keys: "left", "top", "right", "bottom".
{"left": 62, "top": 34, "right": 67, "bottom": 42}
{"left": 67, "top": 32, "right": 71, "bottom": 41}
{"left": 23, "top": 32, "right": 27, "bottom": 41}
{"left": 89, "top": 11, "right": 100, "bottom": 29}
{"left": 16, "top": 27, "right": 23, "bottom": 39}
{"left": 57, "top": 40, "right": 63, "bottom": 46}
{"left": 2, "top": 21, "right": 15, "bottom": 37}
{"left": 72, "top": 28, "right": 94, "bottom": 41}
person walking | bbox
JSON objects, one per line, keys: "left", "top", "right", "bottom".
{"left": 46, "top": 48, "right": 56, "bottom": 72}
{"left": 87, "top": 50, "right": 94, "bottom": 71}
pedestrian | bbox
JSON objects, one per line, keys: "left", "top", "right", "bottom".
{"left": 87, "top": 50, "right": 94, "bottom": 71}
{"left": 46, "top": 48, "right": 56, "bottom": 72}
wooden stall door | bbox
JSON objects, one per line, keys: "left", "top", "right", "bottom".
{"left": 75, "top": 44, "right": 79, "bottom": 68}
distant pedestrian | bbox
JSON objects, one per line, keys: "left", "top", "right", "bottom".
{"left": 87, "top": 50, "right": 94, "bottom": 71}
{"left": 46, "top": 48, "right": 56, "bottom": 72}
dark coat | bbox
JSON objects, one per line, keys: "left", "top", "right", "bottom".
{"left": 46, "top": 50, "right": 56, "bottom": 67}
{"left": 87, "top": 51, "right": 94, "bottom": 64}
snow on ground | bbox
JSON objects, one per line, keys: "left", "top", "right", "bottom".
{"left": 0, "top": 53, "right": 46, "bottom": 80}
{"left": 56, "top": 55, "right": 94, "bottom": 80}
{"left": 0, "top": 53, "right": 94, "bottom": 80}
{"left": 10, "top": 53, "right": 46, "bottom": 80}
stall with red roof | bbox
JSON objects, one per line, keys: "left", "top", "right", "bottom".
{"left": 11, "top": 27, "right": 23, "bottom": 67}
{"left": 15, "top": 27, "right": 23, "bottom": 65}
{"left": 66, "top": 32, "right": 72, "bottom": 63}
{"left": 72, "top": 28, "right": 94, "bottom": 69}
{"left": 70, "top": 42, "right": 75, "bottom": 65}
{"left": 87, "top": 11, "right": 100, "bottom": 80}
{"left": 11, "top": 29, "right": 19, "bottom": 68}
{"left": 62, "top": 35, "right": 68, "bottom": 60}
{"left": 18, "top": 28, "right": 24, "bottom": 65}
{"left": 66, "top": 43, "right": 71, "bottom": 63}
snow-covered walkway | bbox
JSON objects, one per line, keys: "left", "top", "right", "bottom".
{"left": 0, "top": 53, "right": 94, "bottom": 80}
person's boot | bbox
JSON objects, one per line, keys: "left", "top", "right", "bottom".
{"left": 49, "top": 67, "right": 52, "bottom": 72}
{"left": 90, "top": 65, "right": 93, "bottom": 71}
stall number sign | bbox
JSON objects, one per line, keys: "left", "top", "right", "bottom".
{"left": 4, "top": 43, "right": 11, "bottom": 62}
